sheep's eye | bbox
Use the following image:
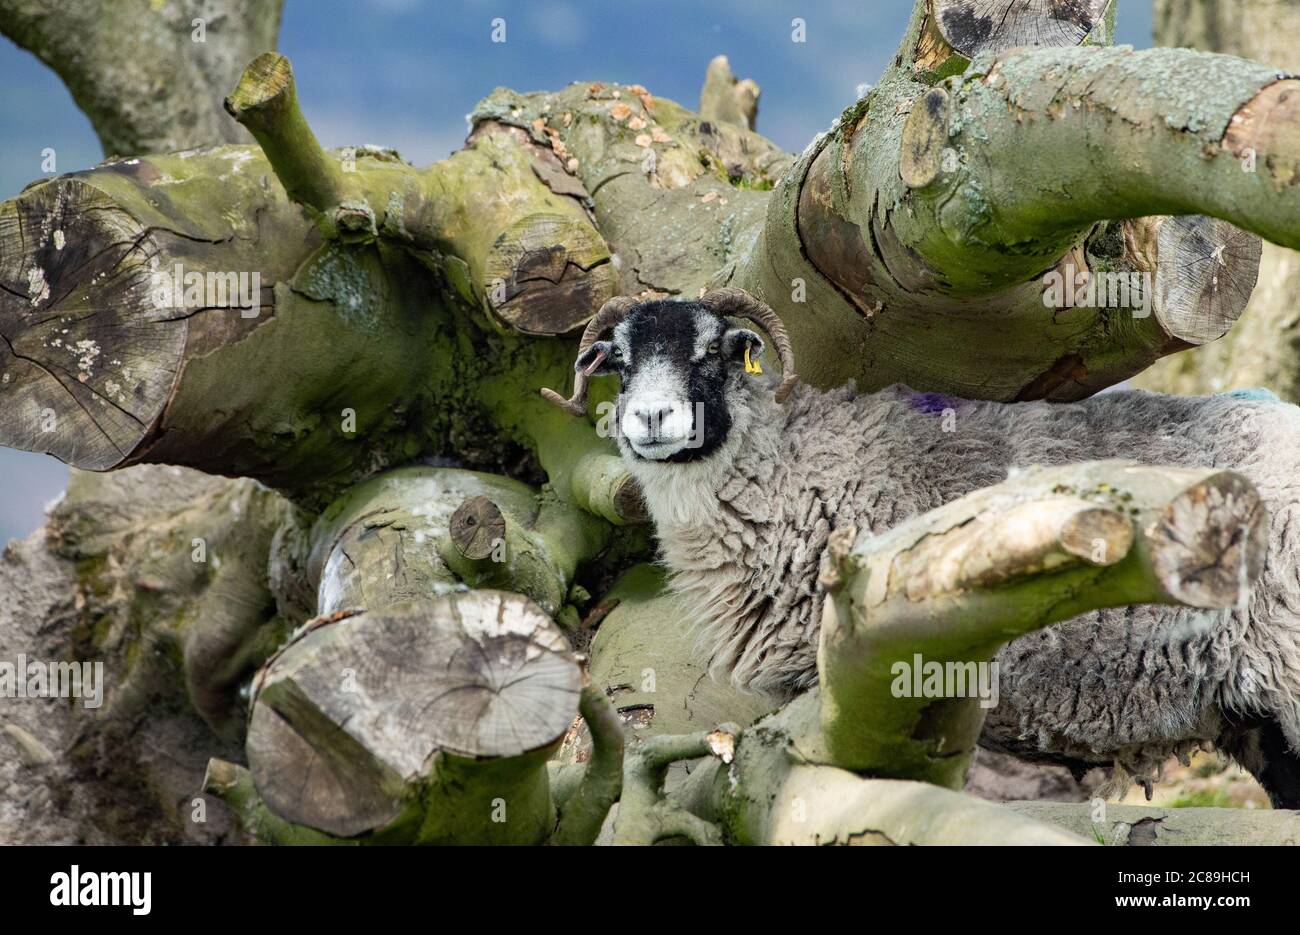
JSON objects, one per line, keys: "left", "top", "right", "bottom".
{"left": 707, "top": 342, "right": 720, "bottom": 355}
{"left": 611, "top": 347, "right": 623, "bottom": 360}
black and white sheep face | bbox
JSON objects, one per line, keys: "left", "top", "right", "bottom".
{"left": 574, "top": 300, "right": 765, "bottom": 462}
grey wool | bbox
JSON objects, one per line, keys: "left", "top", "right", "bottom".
{"left": 627, "top": 377, "right": 1300, "bottom": 788}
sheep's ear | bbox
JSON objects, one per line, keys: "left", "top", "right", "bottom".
{"left": 575, "top": 340, "right": 618, "bottom": 376}
{"left": 722, "top": 327, "right": 763, "bottom": 367}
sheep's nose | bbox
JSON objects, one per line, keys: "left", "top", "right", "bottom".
{"left": 633, "top": 403, "right": 674, "bottom": 432}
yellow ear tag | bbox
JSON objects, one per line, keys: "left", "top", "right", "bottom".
{"left": 744, "top": 346, "right": 763, "bottom": 375}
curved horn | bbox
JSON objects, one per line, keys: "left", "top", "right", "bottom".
{"left": 540, "top": 296, "right": 639, "bottom": 416}
{"left": 700, "top": 287, "right": 799, "bottom": 403}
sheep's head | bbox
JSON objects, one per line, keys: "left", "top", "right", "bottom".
{"left": 540, "top": 288, "right": 798, "bottom": 463}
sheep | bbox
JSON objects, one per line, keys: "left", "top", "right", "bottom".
{"left": 541, "top": 288, "right": 1300, "bottom": 806}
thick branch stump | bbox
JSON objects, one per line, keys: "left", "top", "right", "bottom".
{"left": 699, "top": 55, "right": 760, "bottom": 130}
{"left": 245, "top": 592, "right": 580, "bottom": 842}
{"left": 307, "top": 465, "right": 609, "bottom": 618}
{"left": 819, "top": 460, "right": 1266, "bottom": 787}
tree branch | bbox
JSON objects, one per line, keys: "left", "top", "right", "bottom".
{"left": 727, "top": 2, "right": 1289, "bottom": 401}
{"left": 224, "top": 52, "right": 367, "bottom": 239}
{"left": 900, "top": 46, "right": 1294, "bottom": 286}
{"left": 612, "top": 728, "right": 734, "bottom": 845}
{"left": 551, "top": 683, "right": 625, "bottom": 845}
{"left": 818, "top": 460, "right": 1266, "bottom": 786}
{"left": 0, "top": 0, "right": 283, "bottom": 155}
{"left": 699, "top": 55, "right": 760, "bottom": 131}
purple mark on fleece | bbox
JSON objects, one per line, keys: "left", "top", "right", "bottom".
{"left": 907, "top": 391, "right": 962, "bottom": 415}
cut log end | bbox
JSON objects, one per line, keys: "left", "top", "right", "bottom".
{"left": 0, "top": 178, "right": 182, "bottom": 470}
{"left": 450, "top": 495, "right": 507, "bottom": 560}
{"left": 933, "top": 0, "right": 1111, "bottom": 59}
{"left": 1222, "top": 79, "right": 1300, "bottom": 196}
{"left": 1151, "top": 215, "right": 1262, "bottom": 346}
{"left": 246, "top": 592, "right": 580, "bottom": 837}
{"left": 484, "top": 213, "right": 616, "bottom": 335}
{"left": 224, "top": 51, "right": 295, "bottom": 120}
{"left": 1146, "top": 471, "right": 1268, "bottom": 608}
{"left": 611, "top": 473, "right": 649, "bottom": 524}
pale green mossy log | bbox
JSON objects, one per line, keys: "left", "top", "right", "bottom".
{"left": 245, "top": 592, "right": 580, "bottom": 843}
{"left": 625, "top": 694, "right": 1089, "bottom": 845}
{"left": 817, "top": 460, "right": 1266, "bottom": 788}
{"left": 586, "top": 564, "right": 783, "bottom": 737}
{"left": 48, "top": 465, "right": 304, "bottom": 741}
{"left": 898, "top": 48, "right": 1297, "bottom": 283}
{"left": 471, "top": 77, "right": 793, "bottom": 300}
{"left": 699, "top": 55, "right": 760, "bottom": 131}
{"left": 0, "top": 0, "right": 284, "bottom": 155}
{"left": 675, "top": 706, "right": 1089, "bottom": 845}
{"left": 1136, "top": 0, "right": 1300, "bottom": 402}
{"left": 443, "top": 491, "right": 609, "bottom": 617}
{"left": 306, "top": 465, "right": 609, "bottom": 617}
{"left": 1006, "top": 800, "right": 1300, "bottom": 845}
{"left": 730, "top": 769, "right": 1088, "bottom": 845}
{"left": 0, "top": 146, "right": 636, "bottom": 514}
{"left": 728, "top": 0, "right": 1289, "bottom": 401}
{"left": 225, "top": 52, "right": 616, "bottom": 332}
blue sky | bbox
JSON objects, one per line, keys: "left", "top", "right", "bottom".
{"left": 0, "top": 0, "right": 1154, "bottom": 541}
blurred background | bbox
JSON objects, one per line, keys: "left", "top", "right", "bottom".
{"left": 0, "top": 0, "right": 1154, "bottom": 542}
